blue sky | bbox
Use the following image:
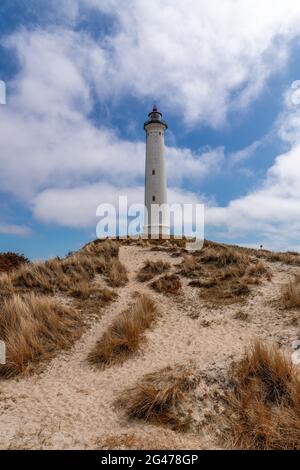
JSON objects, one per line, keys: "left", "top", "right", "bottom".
{"left": 1, "top": 0, "right": 300, "bottom": 259}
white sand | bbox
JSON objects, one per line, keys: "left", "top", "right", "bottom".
{"left": 0, "top": 245, "right": 299, "bottom": 449}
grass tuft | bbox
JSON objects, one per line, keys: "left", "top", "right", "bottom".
{"left": 0, "top": 252, "right": 29, "bottom": 273}
{"left": 116, "top": 365, "right": 197, "bottom": 431}
{"left": 233, "top": 310, "right": 250, "bottom": 322}
{"left": 0, "top": 293, "right": 83, "bottom": 378}
{"left": 106, "top": 259, "right": 128, "bottom": 287}
{"left": 151, "top": 274, "right": 182, "bottom": 295}
{"left": 224, "top": 341, "right": 300, "bottom": 450}
{"left": 88, "top": 295, "right": 158, "bottom": 367}
{"left": 0, "top": 239, "right": 125, "bottom": 300}
{"left": 281, "top": 274, "right": 300, "bottom": 309}
{"left": 137, "top": 259, "right": 170, "bottom": 282}
{"left": 180, "top": 245, "right": 271, "bottom": 305}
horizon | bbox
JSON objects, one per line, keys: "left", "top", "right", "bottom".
{"left": 1, "top": 1, "right": 300, "bottom": 259}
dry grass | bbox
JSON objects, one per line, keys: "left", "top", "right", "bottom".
{"left": 118, "top": 236, "right": 300, "bottom": 267}
{"left": 8, "top": 255, "right": 102, "bottom": 295}
{"left": 82, "top": 239, "right": 119, "bottom": 258}
{"left": 0, "top": 240, "right": 124, "bottom": 300}
{"left": 137, "top": 259, "right": 171, "bottom": 282}
{"left": 0, "top": 293, "right": 84, "bottom": 378}
{"left": 245, "top": 261, "right": 272, "bottom": 280}
{"left": 180, "top": 245, "right": 271, "bottom": 305}
{"left": 233, "top": 310, "right": 250, "bottom": 322}
{"left": 116, "top": 365, "right": 198, "bottom": 431}
{"left": 264, "top": 251, "right": 300, "bottom": 266}
{"left": 0, "top": 252, "right": 29, "bottom": 273}
{"left": 68, "top": 279, "right": 96, "bottom": 300}
{"left": 0, "top": 239, "right": 120, "bottom": 378}
{"left": 88, "top": 295, "right": 158, "bottom": 367}
{"left": 281, "top": 274, "right": 300, "bottom": 309}
{"left": 224, "top": 341, "right": 300, "bottom": 450}
{"left": 106, "top": 258, "right": 128, "bottom": 287}
{"left": 200, "top": 246, "right": 249, "bottom": 268}
{"left": 96, "top": 287, "right": 117, "bottom": 303}
{"left": 151, "top": 274, "right": 182, "bottom": 295}
{"left": 147, "top": 237, "right": 187, "bottom": 248}
{"left": 0, "top": 273, "right": 14, "bottom": 297}
{"left": 180, "top": 254, "right": 199, "bottom": 277}
{"left": 202, "top": 239, "right": 300, "bottom": 266}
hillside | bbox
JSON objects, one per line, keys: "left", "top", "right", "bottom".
{"left": 0, "top": 238, "right": 300, "bottom": 450}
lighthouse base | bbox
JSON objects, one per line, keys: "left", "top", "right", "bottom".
{"left": 143, "top": 224, "right": 170, "bottom": 239}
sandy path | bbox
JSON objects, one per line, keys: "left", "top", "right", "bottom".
{"left": 0, "top": 246, "right": 298, "bottom": 450}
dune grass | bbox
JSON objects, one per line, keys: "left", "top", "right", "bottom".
{"left": 0, "top": 293, "right": 84, "bottom": 378}
{"left": 106, "top": 258, "right": 128, "bottom": 287}
{"left": 180, "top": 245, "right": 271, "bottom": 304}
{"left": 116, "top": 365, "right": 197, "bottom": 431}
{"left": 151, "top": 274, "right": 182, "bottom": 295}
{"left": 88, "top": 295, "right": 158, "bottom": 368}
{"left": 0, "top": 240, "right": 126, "bottom": 300}
{"left": 263, "top": 251, "right": 300, "bottom": 266}
{"left": 180, "top": 254, "right": 199, "bottom": 277}
{"left": 137, "top": 259, "right": 171, "bottom": 282}
{"left": 0, "top": 253, "right": 29, "bottom": 273}
{"left": 0, "top": 240, "right": 121, "bottom": 378}
{"left": 224, "top": 341, "right": 300, "bottom": 450}
{"left": 281, "top": 274, "right": 300, "bottom": 309}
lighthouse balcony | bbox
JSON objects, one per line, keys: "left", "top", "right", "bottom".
{"left": 144, "top": 118, "right": 168, "bottom": 130}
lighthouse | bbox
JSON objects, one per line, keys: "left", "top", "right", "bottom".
{"left": 143, "top": 105, "right": 169, "bottom": 237}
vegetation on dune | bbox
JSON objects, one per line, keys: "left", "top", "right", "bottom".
{"left": 116, "top": 365, "right": 198, "bottom": 431}
{"left": 88, "top": 294, "right": 158, "bottom": 368}
{"left": 281, "top": 274, "right": 300, "bottom": 309}
{"left": 0, "top": 240, "right": 126, "bottom": 299}
{"left": 201, "top": 239, "right": 300, "bottom": 266}
{"left": 180, "top": 254, "right": 199, "bottom": 277}
{"left": 233, "top": 310, "right": 250, "bottom": 322}
{"left": 0, "top": 252, "right": 29, "bottom": 273}
{"left": 0, "top": 240, "right": 123, "bottom": 378}
{"left": 151, "top": 273, "right": 182, "bottom": 295}
{"left": 106, "top": 258, "right": 128, "bottom": 287}
{"left": 224, "top": 341, "right": 300, "bottom": 450}
{"left": 180, "top": 244, "right": 271, "bottom": 304}
{"left": 137, "top": 259, "right": 171, "bottom": 282}
{"left": 83, "top": 238, "right": 120, "bottom": 258}
{"left": 261, "top": 251, "right": 300, "bottom": 266}
{"left": 0, "top": 293, "right": 83, "bottom": 378}
{"left": 2, "top": 237, "right": 300, "bottom": 449}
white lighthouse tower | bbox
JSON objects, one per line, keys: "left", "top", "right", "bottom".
{"left": 143, "top": 105, "right": 169, "bottom": 237}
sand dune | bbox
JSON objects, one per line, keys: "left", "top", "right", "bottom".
{"left": 0, "top": 241, "right": 299, "bottom": 449}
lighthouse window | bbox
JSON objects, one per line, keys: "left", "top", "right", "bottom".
{"left": 152, "top": 196, "right": 156, "bottom": 202}
{"left": 152, "top": 169, "right": 155, "bottom": 175}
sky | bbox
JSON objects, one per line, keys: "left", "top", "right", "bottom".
{"left": 1, "top": 0, "right": 300, "bottom": 259}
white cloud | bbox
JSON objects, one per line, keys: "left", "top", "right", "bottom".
{"left": 228, "top": 141, "right": 261, "bottom": 167}
{"left": 32, "top": 183, "right": 200, "bottom": 228}
{"left": 2, "top": 2, "right": 300, "bottom": 249}
{"left": 18, "top": 0, "right": 300, "bottom": 126}
{"left": 205, "top": 84, "right": 300, "bottom": 250}
{"left": 167, "top": 147, "right": 224, "bottom": 184}
{"left": 0, "top": 223, "right": 31, "bottom": 236}
{"left": 0, "top": 27, "right": 217, "bottom": 227}
{"left": 80, "top": 0, "right": 300, "bottom": 126}
{"left": 32, "top": 184, "right": 143, "bottom": 227}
